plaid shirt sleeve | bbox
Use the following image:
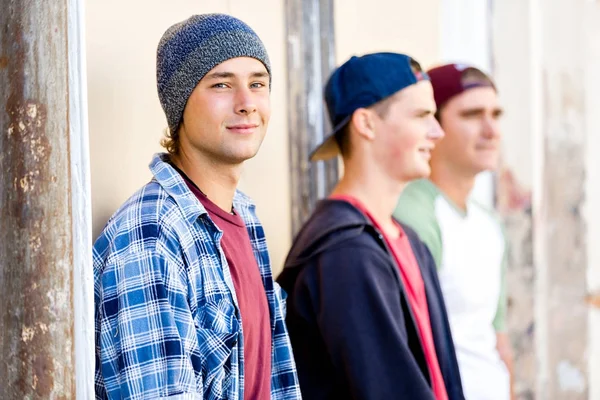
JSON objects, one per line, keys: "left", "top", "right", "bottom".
{"left": 94, "top": 225, "right": 202, "bottom": 400}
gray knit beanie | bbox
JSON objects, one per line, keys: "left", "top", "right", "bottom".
{"left": 156, "top": 14, "right": 271, "bottom": 135}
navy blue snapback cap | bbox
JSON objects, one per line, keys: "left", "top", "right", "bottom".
{"left": 310, "top": 52, "right": 428, "bottom": 161}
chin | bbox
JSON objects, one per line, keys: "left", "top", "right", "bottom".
{"left": 473, "top": 152, "right": 500, "bottom": 169}
{"left": 473, "top": 160, "right": 499, "bottom": 173}
{"left": 400, "top": 167, "right": 430, "bottom": 182}
{"left": 417, "top": 163, "right": 432, "bottom": 178}
{"left": 226, "top": 153, "right": 256, "bottom": 164}
{"left": 223, "top": 143, "right": 263, "bottom": 162}
{"left": 415, "top": 171, "right": 431, "bottom": 180}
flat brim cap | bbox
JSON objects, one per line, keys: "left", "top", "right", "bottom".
{"left": 310, "top": 52, "right": 428, "bottom": 162}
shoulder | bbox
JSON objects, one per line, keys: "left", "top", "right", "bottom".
{"left": 395, "top": 180, "right": 444, "bottom": 268}
{"left": 396, "top": 179, "right": 440, "bottom": 210}
{"left": 394, "top": 180, "right": 441, "bottom": 232}
{"left": 93, "top": 180, "right": 187, "bottom": 267}
{"left": 304, "top": 228, "right": 394, "bottom": 283}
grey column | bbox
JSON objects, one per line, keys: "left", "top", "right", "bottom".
{"left": 285, "top": 0, "right": 339, "bottom": 237}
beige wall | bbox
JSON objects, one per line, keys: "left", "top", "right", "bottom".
{"left": 87, "top": 0, "right": 442, "bottom": 275}
{"left": 334, "top": 0, "right": 440, "bottom": 68}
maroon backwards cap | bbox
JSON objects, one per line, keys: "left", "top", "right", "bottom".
{"left": 427, "top": 63, "right": 496, "bottom": 109}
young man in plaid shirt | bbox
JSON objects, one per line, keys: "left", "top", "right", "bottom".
{"left": 93, "top": 14, "right": 301, "bottom": 400}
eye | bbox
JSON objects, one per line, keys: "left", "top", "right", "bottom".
{"left": 250, "top": 82, "right": 267, "bottom": 89}
{"left": 211, "top": 83, "right": 229, "bottom": 89}
{"left": 461, "top": 111, "right": 481, "bottom": 119}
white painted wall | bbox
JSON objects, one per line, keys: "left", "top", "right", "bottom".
{"left": 583, "top": 3, "right": 600, "bottom": 399}
{"left": 439, "top": 0, "right": 492, "bottom": 72}
{"left": 69, "top": 0, "right": 93, "bottom": 397}
{"left": 527, "top": 0, "right": 548, "bottom": 396}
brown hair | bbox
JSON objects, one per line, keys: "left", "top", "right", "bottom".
{"left": 461, "top": 67, "right": 494, "bottom": 88}
{"left": 160, "top": 127, "right": 180, "bottom": 155}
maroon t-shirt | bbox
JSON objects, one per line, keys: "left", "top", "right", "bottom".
{"left": 177, "top": 170, "right": 272, "bottom": 400}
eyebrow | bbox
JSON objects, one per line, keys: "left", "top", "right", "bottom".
{"left": 250, "top": 71, "right": 270, "bottom": 79}
{"left": 460, "top": 107, "right": 485, "bottom": 115}
{"left": 415, "top": 108, "right": 435, "bottom": 116}
{"left": 204, "top": 71, "right": 269, "bottom": 80}
{"left": 460, "top": 107, "right": 503, "bottom": 116}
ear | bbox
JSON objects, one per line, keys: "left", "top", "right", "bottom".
{"left": 350, "top": 108, "right": 377, "bottom": 141}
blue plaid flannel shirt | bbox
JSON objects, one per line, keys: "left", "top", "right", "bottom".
{"left": 94, "top": 153, "right": 302, "bottom": 400}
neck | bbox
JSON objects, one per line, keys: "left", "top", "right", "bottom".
{"left": 170, "top": 150, "right": 242, "bottom": 213}
{"left": 331, "top": 158, "right": 406, "bottom": 238}
{"left": 429, "top": 165, "right": 476, "bottom": 211}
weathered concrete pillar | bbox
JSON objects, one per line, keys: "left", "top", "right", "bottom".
{"left": 285, "top": 0, "right": 338, "bottom": 236}
{"left": 0, "top": 0, "right": 93, "bottom": 397}
{"left": 495, "top": 0, "right": 600, "bottom": 398}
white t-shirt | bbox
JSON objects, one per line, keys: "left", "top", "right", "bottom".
{"left": 395, "top": 179, "right": 509, "bottom": 400}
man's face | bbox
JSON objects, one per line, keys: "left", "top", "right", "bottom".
{"left": 371, "top": 80, "right": 444, "bottom": 182}
{"left": 178, "top": 57, "right": 271, "bottom": 165}
{"left": 435, "top": 87, "right": 502, "bottom": 176}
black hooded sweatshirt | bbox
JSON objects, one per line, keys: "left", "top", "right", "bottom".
{"left": 277, "top": 199, "right": 464, "bottom": 400}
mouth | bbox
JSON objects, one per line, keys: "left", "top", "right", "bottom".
{"left": 226, "top": 124, "right": 259, "bottom": 134}
{"left": 475, "top": 141, "right": 498, "bottom": 151}
{"left": 475, "top": 146, "right": 497, "bottom": 152}
{"left": 418, "top": 147, "right": 433, "bottom": 159}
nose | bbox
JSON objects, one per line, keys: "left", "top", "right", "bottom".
{"left": 427, "top": 117, "right": 445, "bottom": 141}
{"left": 482, "top": 116, "right": 499, "bottom": 139}
{"left": 235, "top": 87, "right": 257, "bottom": 115}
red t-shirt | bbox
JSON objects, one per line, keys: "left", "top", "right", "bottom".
{"left": 181, "top": 175, "right": 271, "bottom": 400}
{"left": 331, "top": 195, "right": 448, "bottom": 400}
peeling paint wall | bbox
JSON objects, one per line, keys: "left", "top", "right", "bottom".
{"left": 494, "top": 0, "right": 598, "bottom": 398}
{"left": 493, "top": 2, "right": 537, "bottom": 397}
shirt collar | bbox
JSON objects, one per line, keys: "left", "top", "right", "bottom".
{"left": 149, "top": 153, "right": 256, "bottom": 225}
